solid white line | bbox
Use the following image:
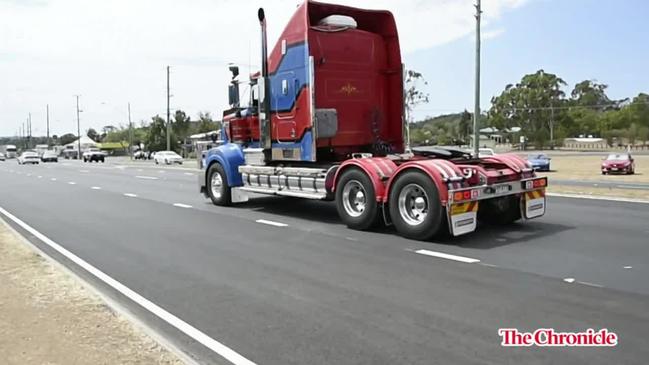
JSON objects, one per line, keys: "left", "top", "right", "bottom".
{"left": 255, "top": 219, "right": 288, "bottom": 227}
{"left": 414, "top": 249, "right": 480, "bottom": 264}
{"left": 616, "top": 185, "right": 649, "bottom": 190}
{"left": 68, "top": 182, "right": 77, "bottom": 185}
{"left": 547, "top": 192, "right": 649, "bottom": 204}
{"left": 123, "top": 193, "right": 138, "bottom": 197}
{"left": 135, "top": 175, "right": 159, "bottom": 180}
{"left": 0, "top": 206, "right": 256, "bottom": 365}
{"left": 563, "top": 278, "right": 575, "bottom": 283}
{"left": 577, "top": 281, "right": 604, "bottom": 288}
{"left": 91, "top": 186, "right": 102, "bottom": 190}
{"left": 172, "top": 203, "right": 193, "bottom": 209}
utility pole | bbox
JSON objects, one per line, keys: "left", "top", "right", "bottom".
{"left": 166, "top": 66, "right": 171, "bottom": 151}
{"left": 28, "top": 113, "right": 32, "bottom": 149}
{"left": 549, "top": 104, "right": 554, "bottom": 148}
{"left": 46, "top": 104, "right": 50, "bottom": 147}
{"left": 128, "top": 102, "right": 133, "bottom": 160}
{"left": 473, "top": 0, "right": 482, "bottom": 157}
{"left": 76, "top": 95, "right": 82, "bottom": 160}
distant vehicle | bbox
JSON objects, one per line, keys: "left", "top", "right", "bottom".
{"left": 17, "top": 151, "right": 40, "bottom": 165}
{"left": 601, "top": 153, "right": 634, "bottom": 175}
{"left": 0, "top": 152, "right": 5, "bottom": 161}
{"left": 1, "top": 144, "right": 17, "bottom": 159}
{"left": 527, "top": 154, "right": 551, "bottom": 171}
{"left": 133, "top": 150, "right": 147, "bottom": 160}
{"left": 154, "top": 151, "right": 183, "bottom": 165}
{"left": 41, "top": 150, "right": 59, "bottom": 163}
{"left": 82, "top": 148, "right": 106, "bottom": 163}
{"left": 478, "top": 148, "right": 495, "bottom": 157}
{"left": 35, "top": 144, "right": 49, "bottom": 156}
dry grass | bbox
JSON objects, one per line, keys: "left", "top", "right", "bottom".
{"left": 0, "top": 222, "right": 184, "bottom": 365}
{"left": 533, "top": 155, "right": 649, "bottom": 183}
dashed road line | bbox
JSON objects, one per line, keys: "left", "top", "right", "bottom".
{"left": 50, "top": 178, "right": 57, "bottom": 181}
{"left": 68, "top": 182, "right": 77, "bottom": 185}
{"left": 255, "top": 219, "right": 289, "bottom": 227}
{"left": 123, "top": 193, "right": 138, "bottom": 198}
{"left": 135, "top": 175, "right": 159, "bottom": 180}
{"left": 414, "top": 249, "right": 480, "bottom": 264}
{"left": 91, "top": 186, "right": 102, "bottom": 190}
{"left": 578, "top": 281, "right": 604, "bottom": 288}
{"left": 79, "top": 170, "right": 89, "bottom": 173}
{"left": 172, "top": 203, "right": 193, "bottom": 209}
{"left": 184, "top": 172, "right": 195, "bottom": 176}
{"left": 563, "top": 278, "right": 576, "bottom": 283}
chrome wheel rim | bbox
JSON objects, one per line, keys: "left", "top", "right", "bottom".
{"left": 398, "top": 183, "right": 429, "bottom": 226}
{"left": 342, "top": 180, "right": 367, "bottom": 217}
{"left": 211, "top": 172, "right": 223, "bottom": 199}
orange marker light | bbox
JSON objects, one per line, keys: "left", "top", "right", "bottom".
{"left": 454, "top": 192, "right": 464, "bottom": 201}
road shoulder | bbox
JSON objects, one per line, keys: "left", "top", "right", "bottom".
{"left": 0, "top": 219, "right": 185, "bottom": 365}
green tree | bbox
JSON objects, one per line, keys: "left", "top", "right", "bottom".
{"left": 146, "top": 115, "right": 177, "bottom": 151}
{"left": 571, "top": 80, "right": 612, "bottom": 109}
{"left": 59, "top": 133, "right": 77, "bottom": 145}
{"left": 172, "top": 110, "right": 191, "bottom": 141}
{"left": 195, "top": 112, "right": 220, "bottom": 133}
{"left": 87, "top": 128, "right": 99, "bottom": 141}
{"left": 488, "top": 70, "right": 566, "bottom": 147}
{"left": 404, "top": 69, "right": 429, "bottom": 147}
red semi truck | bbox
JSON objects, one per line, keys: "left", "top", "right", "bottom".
{"left": 199, "top": 0, "right": 547, "bottom": 240}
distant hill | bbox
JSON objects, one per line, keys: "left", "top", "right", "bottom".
{"left": 409, "top": 112, "right": 486, "bottom": 146}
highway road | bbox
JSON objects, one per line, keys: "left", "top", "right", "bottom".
{"left": 551, "top": 178, "right": 649, "bottom": 191}
{"left": 1, "top": 160, "right": 648, "bottom": 364}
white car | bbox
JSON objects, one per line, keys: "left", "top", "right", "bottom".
{"left": 478, "top": 148, "right": 495, "bottom": 158}
{"left": 18, "top": 151, "right": 40, "bottom": 164}
{"left": 154, "top": 151, "right": 183, "bottom": 165}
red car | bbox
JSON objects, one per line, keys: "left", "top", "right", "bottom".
{"left": 601, "top": 153, "right": 635, "bottom": 175}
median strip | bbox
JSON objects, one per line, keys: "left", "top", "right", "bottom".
{"left": 414, "top": 249, "right": 480, "bottom": 264}
{"left": 255, "top": 219, "right": 289, "bottom": 227}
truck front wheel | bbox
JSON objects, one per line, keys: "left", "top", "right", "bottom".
{"left": 389, "top": 171, "right": 443, "bottom": 241}
{"left": 335, "top": 169, "right": 380, "bottom": 230}
{"left": 207, "top": 163, "right": 231, "bottom": 206}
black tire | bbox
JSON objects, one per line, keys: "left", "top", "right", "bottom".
{"left": 601, "top": 171, "right": 606, "bottom": 175}
{"left": 207, "top": 163, "right": 231, "bottom": 206}
{"left": 478, "top": 195, "right": 521, "bottom": 225}
{"left": 388, "top": 171, "right": 443, "bottom": 240}
{"left": 335, "top": 169, "right": 380, "bottom": 230}
{"left": 100, "top": 158, "right": 105, "bottom": 163}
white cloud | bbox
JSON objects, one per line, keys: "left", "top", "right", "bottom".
{"left": 0, "top": 0, "right": 527, "bottom": 136}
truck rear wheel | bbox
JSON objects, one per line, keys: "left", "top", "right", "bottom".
{"left": 335, "top": 169, "right": 380, "bottom": 230}
{"left": 478, "top": 196, "right": 521, "bottom": 225}
{"left": 389, "top": 171, "right": 443, "bottom": 241}
{"left": 207, "top": 163, "right": 231, "bottom": 206}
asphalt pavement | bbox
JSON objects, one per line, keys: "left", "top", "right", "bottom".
{"left": 551, "top": 178, "right": 649, "bottom": 190}
{"left": 1, "top": 159, "right": 648, "bottom": 364}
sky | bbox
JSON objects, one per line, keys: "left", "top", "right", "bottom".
{"left": 1, "top": 0, "right": 647, "bottom": 137}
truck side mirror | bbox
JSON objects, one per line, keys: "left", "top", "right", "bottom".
{"left": 228, "top": 84, "right": 240, "bottom": 107}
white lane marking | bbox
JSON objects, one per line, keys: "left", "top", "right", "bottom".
{"left": 91, "top": 186, "right": 102, "bottom": 190}
{"left": 0, "top": 206, "right": 257, "bottom": 365}
{"left": 158, "top": 170, "right": 166, "bottom": 174}
{"left": 479, "top": 263, "right": 499, "bottom": 268}
{"left": 578, "top": 281, "right": 604, "bottom": 288}
{"left": 184, "top": 172, "right": 194, "bottom": 176}
{"left": 135, "top": 175, "right": 159, "bottom": 180}
{"left": 414, "top": 249, "right": 480, "bottom": 264}
{"left": 79, "top": 170, "right": 89, "bottom": 173}
{"left": 255, "top": 219, "right": 288, "bottom": 227}
{"left": 26, "top": 173, "right": 32, "bottom": 176}
{"left": 68, "top": 182, "right": 77, "bottom": 185}
{"left": 563, "top": 278, "right": 575, "bottom": 283}
{"left": 50, "top": 178, "right": 57, "bottom": 181}
{"left": 123, "top": 193, "right": 138, "bottom": 197}
{"left": 616, "top": 185, "right": 649, "bottom": 190}
{"left": 172, "top": 203, "right": 193, "bottom": 209}
{"left": 624, "top": 266, "right": 632, "bottom": 269}
{"left": 547, "top": 193, "right": 649, "bottom": 204}
{"left": 37, "top": 176, "right": 42, "bottom": 178}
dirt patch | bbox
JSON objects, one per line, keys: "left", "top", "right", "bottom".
{"left": 0, "top": 221, "right": 185, "bottom": 365}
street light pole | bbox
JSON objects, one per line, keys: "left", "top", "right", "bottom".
{"left": 473, "top": 0, "right": 482, "bottom": 157}
{"left": 76, "top": 95, "right": 82, "bottom": 160}
{"left": 46, "top": 104, "right": 50, "bottom": 147}
{"left": 166, "top": 65, "right": 171, "bottom": 151}
{"left": 128, "top": 102, "right": 133, "bottom": 160}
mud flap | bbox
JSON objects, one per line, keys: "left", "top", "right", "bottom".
{"left": 448, "top": 201, "right": 479, "bottom": 236}
{"left": 523, "top": 190, "right": 545, "bottom": 219}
